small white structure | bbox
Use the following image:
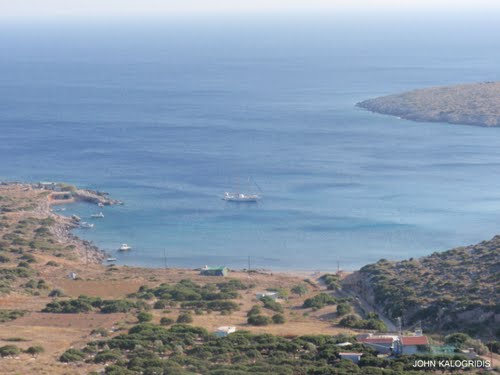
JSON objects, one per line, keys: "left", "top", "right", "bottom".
{"left": 68, "top": 272, "right": 77, "bottom": 280}
{"left": 256, "top": 292, "right": 278, "bottom": 301}
{"left": 339, "top": 352, "right": 364, "bottom": 364}
{"left": 336, "top": 342, "right": 353, "bottom": 347}
{"left": 215, "top": 326, "right": 237, "bottom": 337}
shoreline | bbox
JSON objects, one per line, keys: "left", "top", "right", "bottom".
{"left": 6, "top": 181, "right": 337, "bottom": 277}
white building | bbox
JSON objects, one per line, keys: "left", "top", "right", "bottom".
{"left": 255, "top": 292, "right": 279, "bottom": 301}
{"left": 215, "top": 326, "right": 237, "bottom": 337}
{"left": 339, "top": 352, "right": 364, "bottom": 364}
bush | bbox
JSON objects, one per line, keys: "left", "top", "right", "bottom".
{"left": 260, "top": 296, "right": 283, "bottom": 313}
{"left": 0, "top": 254, "right": 9, "bottom": 263}
{"left": 0, "top": 345, "right": 20, "bottom": 358}
{"left": 339, "top": 314, "right": 387, "bottom": 331}
{"left": 94, "top": 350, "right": 121, "bottom": 363}
{"left": 160, "top": 317, "right": 174, "bottom": 326}
{"left": 336, "top": 302, "right": 352, "bottom": 316}
{"left": 137, "top": 311, "right": 153, "bottom": 323}
{"left": 176, "top": 313, "right": 193, "bottom": 323}
{"left": 153, "top": 300, "right": 167, "bottom": 309}
{"left": 46, "top": 260, "right": 59, "bottom": 267}
{"left": 291, "top": 284, "right": 308, "bottom": 296}
{"left": 247, "top": 305, "right": 261, "bottom": 317}
{"left": 247, "top": 314, "right": 271, "bottom": 326}
{"left": 100, "top": 300, "right": 136, "bottom": 314}
{"left": 0, "top": 309, "right": 25, "bottom": 323}
{"left": 303, "top": 293, "right": 336, "bottom": 309}
{"left": 272, "top": 313, "right": 286, "bottom": 324}
{"left": 48, "top": 288, "right": 65, "bottom": 297}
{"left": 25, "top": 345, "right": 44, "bottom": 358}
{"left": 91, "top": 327, "right": 109, "bottom": 337}
{"left": 59, "top": 348, "right": 86, "bottom": 362}
{"left": 319, "top": 274, "right": 340, "bottom": 290}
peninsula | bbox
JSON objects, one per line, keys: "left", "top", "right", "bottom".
{"left": 357, "top": 81, "right": 500, "bottom": 127}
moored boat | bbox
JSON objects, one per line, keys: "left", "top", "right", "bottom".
{"left": 118, "top": 243, "right": 131, "bottom": 251}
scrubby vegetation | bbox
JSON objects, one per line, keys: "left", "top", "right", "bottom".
{"left": 0, "top": 309, "right": 25, "bottom": 323}
{"left": 358, "top": 81, "right": 500, "bottom": 127}
{"left": 303, "top": 293, "right": 337, "bottom": 310}
{"left": 354, "top": 236, "right": 500, "bottom": 337}
{"left": 339, "top": 313, "right": 388, "bottom": 332}
{"left": 59, "top": 323, "right": 481, "bottom": 374}
{"left": 42, "top": 296, "right": 138, "bottom": 314}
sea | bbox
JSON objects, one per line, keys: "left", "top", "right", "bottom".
{"left": 1, "top": 12, "right": 500, "bottom": 271}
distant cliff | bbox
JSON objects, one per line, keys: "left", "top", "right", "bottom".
{"left": 344, "top": 236, "right": 500, "bottom": 335}
{"left": 358, "top": 81, "right": 500, "bottom": 127}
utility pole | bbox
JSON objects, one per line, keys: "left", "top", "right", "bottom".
{"left": 163, "top": 249, "right": 167, "bottom": 269}
{"left": 247, "top": 256, "right": 251, "bottom": 272}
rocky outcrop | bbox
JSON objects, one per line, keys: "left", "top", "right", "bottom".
{"left": 358, "top": 81, "right": 500, "bottom": 127}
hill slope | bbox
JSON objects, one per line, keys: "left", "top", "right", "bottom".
{"left": 345, "top": 236, "right": 500, "bottom": 337}
{"left": 358, "top": 81, "right": 500, "bottom": 127}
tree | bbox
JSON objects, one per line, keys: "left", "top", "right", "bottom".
{"left": 137, "top": 311, "right": 153, "bottom": 323}
{"left": 0, "top": 345, "right": 20, "bottom": 358}
{"left": 272, "top": 313, "right": 286, "bottom": 324}
{"left": 247, "top": 314, "right": 271, "bottom": 326}
{"left": 291, "top": 284, "right": 308, "bottom": 296}
{"left": 25, "top": 345, "right": 44, "bottom": 358}
{"left": 336, "top": 302, "right": 351, "bottom": 316}
{"left": 176, "top": 313, "right": 193, "bottom": 323}
{"left": 59, "top": 348, "right": 86, "bottom": 362}
{"left": 160, "top": 317, "right": 174, "bottom": 326}
{"left": 48, "top": 288, "right": 65, "bottom": 297}
{"left": 247, "top": 305, "right": 261, "bottom": 317}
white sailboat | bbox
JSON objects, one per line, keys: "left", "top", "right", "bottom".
{"left": 118, "top": 243, "right": 131, "bottom": 251}
{"left": 223, "top": 177, "right": 261, "bottom": 202}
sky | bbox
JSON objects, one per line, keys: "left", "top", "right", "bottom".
{"left": 1, "top": 0, "right": 500, "bottom": 19}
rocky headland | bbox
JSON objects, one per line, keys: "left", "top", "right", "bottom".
{"left": 358, "top": 81, "right": 500, "bottom": 127}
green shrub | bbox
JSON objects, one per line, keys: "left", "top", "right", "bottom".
{"left": 59, "top": 348, "right": 86, "bottom": 362}
{"left": 303, "top": 293, "right": 336, "bottom": 309}
{"left": 0, "top": 309, "right": 25, "bottom": 322}
{"left": 247, "top": 305, "right": 261, "bottom": 317}
{"left": 160, "top": 317, "right": 174, "bottom": 326}
{"left": 272, "top": 313, "right": 286, "bottom": 324}
{"left": 94, "top": 350, "right": 121, "bottom": 363}
{"left": 137, "top": 311, "right": 153, "bottom": 323}
{"left": 48, "top": 288, "right": 65, "bottom": 297}
{"left": 176, "top": 313, "right": 193, "bottom": 323}
{"left": 260, "top": 296, "right": 283, "bottom": 313}
{"left": 247, "top": 314, "right": 271, "bottom": 326}
{"left": 0, "top": 345, "right": 20, "bottom": 358}
{"left": 25, "top": 345, "right": 44, "bottom": 358}
{"left": 336, "top": 302, "right": 352, "bottom": 316}
{"left": 291, "top": 284, "right": 308, "bottom": 296}
{"left": 100, "top": 300, "right": 136, "bottom": 314}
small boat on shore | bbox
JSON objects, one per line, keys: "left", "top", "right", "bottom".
{"left": 106, "top": 257, "right": 117, "bottom": 262}
{"left": 91, "top": 212, "right": 104, "bottom": 218}
{"left": 118, "top": 243, "right": 131, "bottom": 251}
{"left": 80, "top": 222, "right": 94, "bottom": 229}
{"left": 98, "top": 202, "right": 104, "bottom": 207}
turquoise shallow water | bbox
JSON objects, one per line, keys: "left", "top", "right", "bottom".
{"left": 2, "top": 14, "right": 500, "bottom": 270}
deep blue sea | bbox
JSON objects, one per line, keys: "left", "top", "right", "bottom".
{"left": 1, "top": 13, "right": 500, "bottom": 270}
